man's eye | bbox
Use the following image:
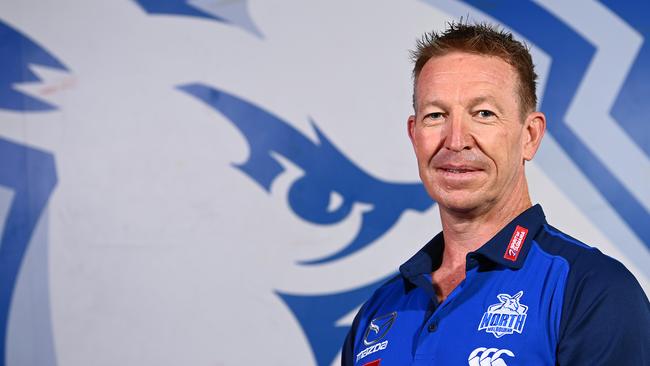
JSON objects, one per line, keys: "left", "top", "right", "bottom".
{"left": 426, "top": 112, "right": 444, "bottom": 120}
{"left": 477, "top": 110, "right": 495, "bottom": 118}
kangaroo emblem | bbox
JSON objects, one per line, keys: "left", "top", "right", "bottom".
{"left": 492, "top": 292, "right": 525, "bottom": 313}
{"left": 478, "top": 291, "right": 529, "bottom": 338}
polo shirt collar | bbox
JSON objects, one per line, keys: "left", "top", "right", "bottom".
{"left": 472, "top": 203, "right": 545, "bottom": 269}
{"left": 399, "top": 204, "right": 546, "bottom": 288}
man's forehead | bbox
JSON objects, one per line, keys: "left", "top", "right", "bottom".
{"left": 414, "top": 52, "right": 520, "bottom": 107}
{"left": 418, "top": 52, "right": 517, "bottom": 83}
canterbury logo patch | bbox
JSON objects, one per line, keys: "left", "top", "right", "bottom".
{"left": 468, "top": 347, "right": 515, "bottom": 366}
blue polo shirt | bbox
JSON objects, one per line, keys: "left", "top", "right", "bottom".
{"left": 342, "top": 204, "right": 650, "bottom": 365}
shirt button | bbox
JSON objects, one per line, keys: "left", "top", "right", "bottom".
{"left": 428, "top": 322, "right": 438, "bottom": 332}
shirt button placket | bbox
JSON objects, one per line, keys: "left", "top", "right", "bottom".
{"left": 414, "top": 319, "right": 440, "bottom": 365}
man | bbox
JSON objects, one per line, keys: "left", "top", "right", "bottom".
{"left": 342, "top": 22, "right": 650, "bottom": 365}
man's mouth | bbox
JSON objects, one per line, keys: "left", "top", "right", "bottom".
{"left": 437, "top": 165, "right": 481, "bottom": 173}
{"left": 442, "top": 168, "right": 475, "bottom": 173}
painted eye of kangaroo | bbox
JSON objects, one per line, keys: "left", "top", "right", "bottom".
{"left": 179, "top": 83, "right": 434, "bottom": 264}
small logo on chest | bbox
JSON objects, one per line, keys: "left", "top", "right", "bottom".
{"left": 468, "top": 347, "right": 515, "bottom": 366}
{"left": 356, "top": 312, "right": 396, "bottom": 362}
{"left": 478, "top": 291, "right": 528, "bottom": 338}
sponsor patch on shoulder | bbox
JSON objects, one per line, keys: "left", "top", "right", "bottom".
{"left": 503, "top": 225, "right": 528, "bottom": 262}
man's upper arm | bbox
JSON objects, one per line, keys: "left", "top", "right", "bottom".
{"left": 557, "top": 256, "right": 650, "bottom": 364}
{"left": 341, "top": 304, "right": 365, "bottom": 366}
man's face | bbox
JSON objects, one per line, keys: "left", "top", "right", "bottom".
{"left": 408, "top": 52, "right": 542, "bottom": 215}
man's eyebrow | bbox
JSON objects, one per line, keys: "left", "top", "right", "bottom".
{"left": 467, "top": 95, "right": 504, "bottom": 113}
{"left": 419, "top": 96, "right": 504, "bottom": 113}
{"left": 420, "top": 99, "right": 450, "bottom": 110}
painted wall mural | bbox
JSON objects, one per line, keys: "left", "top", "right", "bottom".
{"left": 0, "top": 1, "right": 647, "bottom": 365}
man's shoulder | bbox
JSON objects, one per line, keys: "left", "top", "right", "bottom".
{"left": 536, "top": 225, "right": 650, "bottom": 364}
{"left": 361, "top": 274, "right": 406, "bottom": 312}
{"left": 534, "top": 222, "right": 648, "bottom": 324}
{"left": 533, "top": 223, "right": 632, "bottom": 283}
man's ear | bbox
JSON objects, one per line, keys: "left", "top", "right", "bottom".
{"left": 407, "top": 115, "right": 416, "bottom": 146}
{"left": 522, "top": 112, "right": 546, "bottom": 161}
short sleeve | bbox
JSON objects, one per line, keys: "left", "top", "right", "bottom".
{"left": 341, "top": 303, "right": 365, "bottom": 366}
{"left": 557, "top": 255, "right": 650, "bottom": 365}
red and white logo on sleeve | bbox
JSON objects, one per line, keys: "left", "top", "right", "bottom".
{"left": 363, "top": 359, "right": 381, "bottom": 366}
{"left": 503, "top": 226, "right": 528, "bottom": 262}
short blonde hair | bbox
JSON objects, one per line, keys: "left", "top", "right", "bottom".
{"left": 411, "top": 22, "right": 538, "bottom": 116}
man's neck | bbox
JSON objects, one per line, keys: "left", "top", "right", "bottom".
{"left": 438, "top": 190, "right": 533, "bottom": 269}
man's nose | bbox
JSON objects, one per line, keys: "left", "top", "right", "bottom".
{"left": 443, "top": 113, "right": 472, "bottom": 151}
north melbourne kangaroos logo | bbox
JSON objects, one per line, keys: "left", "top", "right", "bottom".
{"left": 478, "top": 291, "right": 528, "bottom": 338}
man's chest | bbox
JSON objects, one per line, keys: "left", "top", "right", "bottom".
{"left": 352, "top": 267, "right": 563, "bottom": 366}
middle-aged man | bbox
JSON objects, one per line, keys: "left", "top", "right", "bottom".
{"left": 342, "top": 22, "right": 650, "bottom": 366}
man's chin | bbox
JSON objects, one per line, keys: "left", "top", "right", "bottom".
{"left": 433, "top": 192, "right": 487, "bottom": 216}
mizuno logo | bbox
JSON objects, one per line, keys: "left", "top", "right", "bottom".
{"left": 468, "top": 347, "right": 515, "bottom": 366}
{"left": 478, "top": 291, "right": 528, "bottom": 338}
